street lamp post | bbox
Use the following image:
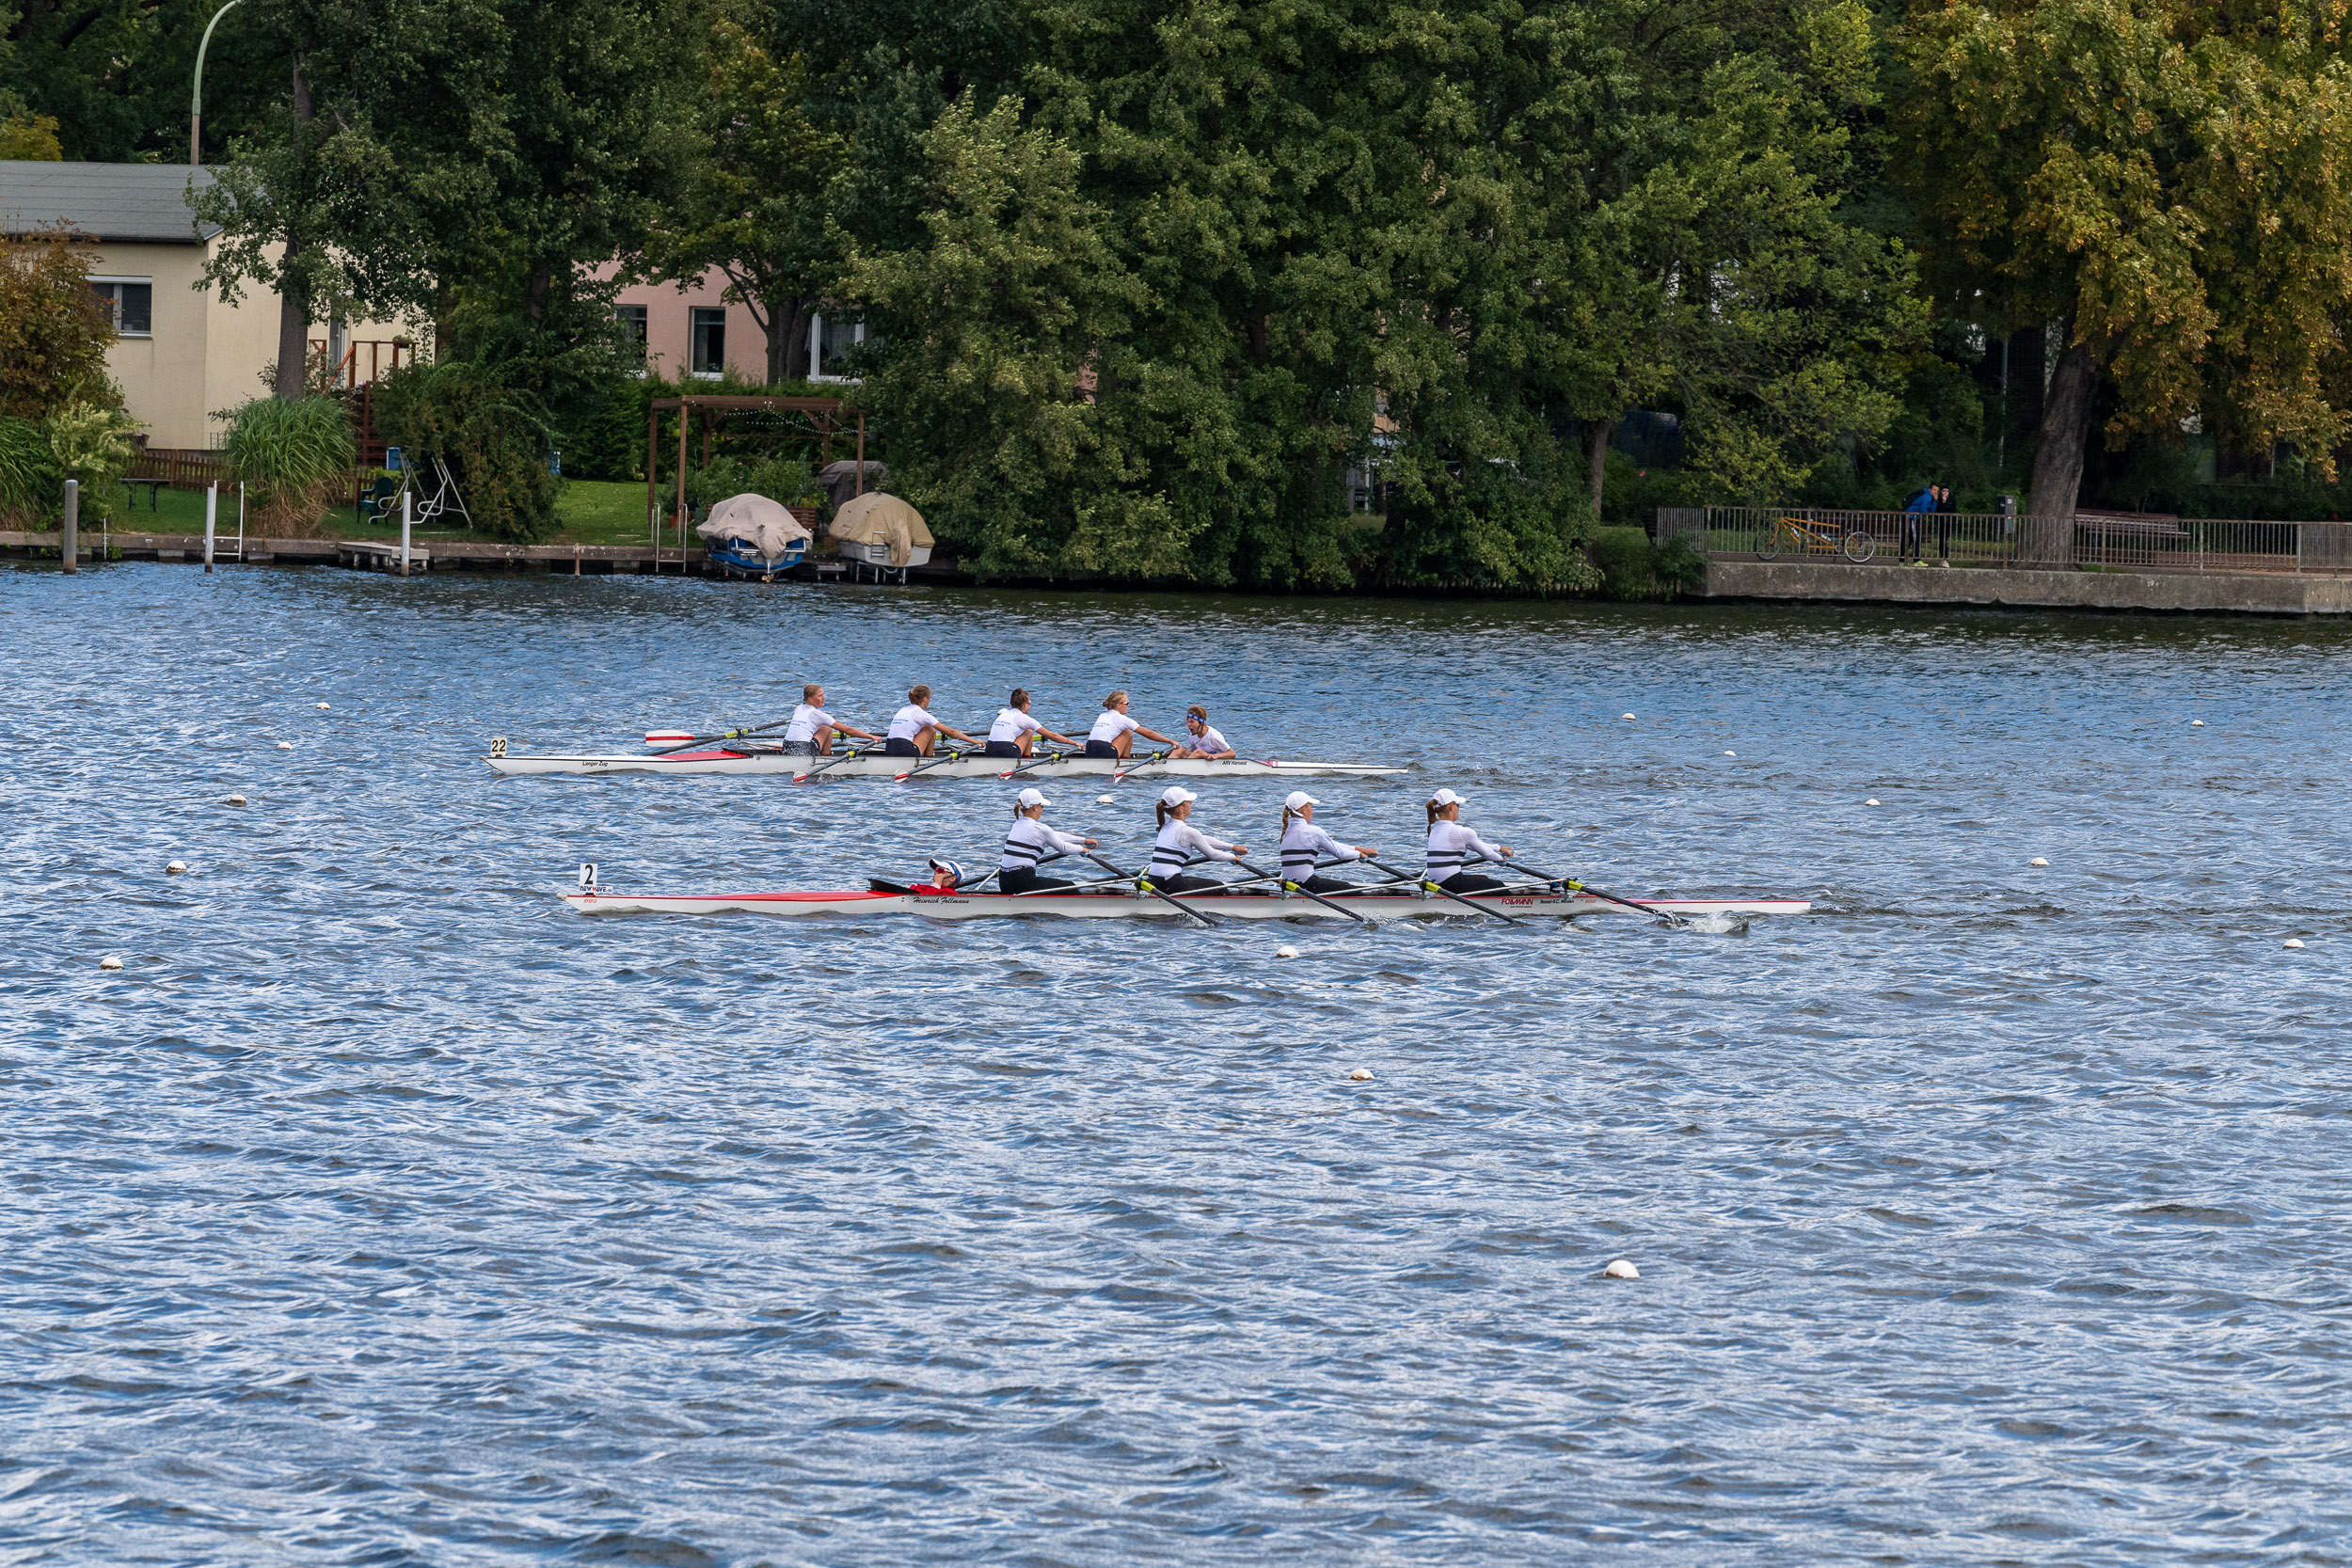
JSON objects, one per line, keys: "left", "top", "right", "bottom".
{"left": 189, "top": 0, "right": 246, "bottom": 166}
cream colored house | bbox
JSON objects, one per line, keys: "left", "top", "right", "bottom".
{"left": 0, "top": 160, "right": 404, "bottom": 449}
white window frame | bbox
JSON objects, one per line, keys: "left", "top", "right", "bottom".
{"left": 807, "top": 312, "right": 866, "bottom": 384}
{"left": 89, "top": 276, "right": 155, "bottom": 339}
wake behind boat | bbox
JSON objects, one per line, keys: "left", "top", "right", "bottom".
{"left": 486, "top": 741, "right": 1402, "bottom": 780}
{"left": 560, "top": 882, "right": 1810, "bottom": 922}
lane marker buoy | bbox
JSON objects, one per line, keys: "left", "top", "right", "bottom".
{"left": 1096, "top": 794, "right": 1114, "bottom": 804}
{"left": 2191, "top": 720, "right": 2204, "bottom": 726}
{"left": 1865, "top": 799, "right": 1880, "bottom": 806}
{"left": 1276, "top": 945, "right": 1298, "bottom": 958}
{"left": 99, "top": 956, "right": 122, "bottom": 971}
{"left": 1348, "top": 1067, "right": 1373, "bottom": 1081}
{"left": 2029, "top": 857, "right": 2049, "bottom": 867}
{"left": 166, "top": 861, "right": 186, "bottom": 875}
{"left": 1622, "top": 712, "right": 1636, "bottom": 720}
{"left": 316, "top": 703, "right": 330, "bottom": 710}
{"left": 227, "top": 795, "right": 246, "bottom": 806}
{"left": 277, "top": 741, "right": 293, "bottom": 751}
{"left": 2284, "top": 938, "right": 2306, "bottom": 949}
{"left": 1724, "top": 751, "right": 1737, "bottom": 756}
{"left": 1603, "top": 1259, "right": 1640, "bottom": 1280}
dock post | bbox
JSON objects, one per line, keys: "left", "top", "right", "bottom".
{"left": 401, "top": 489, "right": 412, "bottom": 577}
{"left": 204, "top": 482, "right": 217, "bottom": 573}
{"left": 61, "top": 479, "right": 77, "bottom": 574}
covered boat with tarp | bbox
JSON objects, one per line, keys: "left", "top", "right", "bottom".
{"left": 698, "top": 493, "right": 813, "bottom": 578}
{"left": 828, "top": 491, "right": 932, "bottom": 578}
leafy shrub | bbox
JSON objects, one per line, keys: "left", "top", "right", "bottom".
{"left": 223, "top": 395, "right": 355, "bottom": 536}
{"left": 0, "top": 224, "right": 118, "bottom": 421}
{"left": 0, "top": 414, "right": 62, "bottom": 526}
{"left": 46, "top": 400, "right": 141, "bottom": 523}
{"left": 374, "top": 360, "right": 558, "bottom": 542}
{"left": 688, "top": 451, "right": 819, "bottom": 511}
{"left": 1592, "top": 526, "right": 1708, "bottom": 601}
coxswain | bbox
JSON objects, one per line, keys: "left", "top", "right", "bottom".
{"left": 998, "top": 787, "right": 1097, "bottom": 892}
{"left": 1169, "top": 705, "right": 1236, "bottom": 760}
{"left": 982, "top": 689, "right": 1083, "bottom": 759}
{"left": 783, "top": 683, "right": 880, "bottom": 756}
{"left": 885, "top": 684, "right": 976, "bottom": 757}
{"left": 1277, "top": 791, "right": 1377, "bottom": 893}
{"left": 1423, "top": 787, "right": 1514, "bottom": 892}
{"left": 1084, "top": 690, "right": 1179, "bottom": 759}
{"left": 919, "top": 858, "right": 965, "bottom": 892}
{"left": 1146, "top": 785, "right": 1248, "bottom": 894}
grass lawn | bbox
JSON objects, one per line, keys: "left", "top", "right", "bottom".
{"left": 94, "top": 478, "right": 660, "bottom": 548}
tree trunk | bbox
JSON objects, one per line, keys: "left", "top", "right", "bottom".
{"left": 2025, "top": 337, "right": 2102, "bottom": 563}
{"left": 781, "top": 298, "right": 815, "bottom": 383}
{"left": 273, "top": 55, "right": 315, "bottom": 403}
{"left": 1585, "top": 415, "right": 1613, "bottom": 520}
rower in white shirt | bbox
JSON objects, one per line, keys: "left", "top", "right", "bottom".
{"left": 1422, "top": 787, "right": 1515, "bottom": 892}
{"left": 1276, "top": 791, "right": 1378, "bottom": 894}
{"left": 883, "top": 684, "right": 976, "bottom": 758}
{"left": 982, "top": 688, "right": 1084, "bottom": 759}
{"left": 1084, "top": 689, "right": 1179, "bottom": 760}
{"left": 1146, "top": 785, "right": 1249, "bottom": 894}
{"left": 997, "top": 787, "right": 1097, "bottom": 893}
{"left": 1170, "top": 705, "right": 1235, "bottom": 760}
{"left": 782, "top": 683, "right": 880, "bottom": 756}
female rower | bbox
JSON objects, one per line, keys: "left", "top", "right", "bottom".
{"left": 1423, "top": 787, "right": 1515, "bottom": 892}
{"left": 1169, "top": 705, "right": 1236, "bottom": 760}
{"left": 982, "top": 689, "right": 1083, "bottom": 759}
{"left": 884, "top": 684, "right": 976, "bottom": 757}
{"left": 1084, "top": 690, "right": 1179, "bottom": 759}
{"left": 1148, "top": 785, "right": 1249, "bottom": 894}
{"left": 998, "top": 787, "right": 1097, "bottom": 893}
{"left": 1278, "top": 791, "right": 1377, "bottom": 894}
{"left": 783, "top": 683, "right": 880, "bottom": 756}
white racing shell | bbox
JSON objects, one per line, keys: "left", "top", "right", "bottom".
{"left": 561, "top": 886, "right": 1813, "bottom": 922}
{"left": 490, "top": 750, "right": 1403, "bottom": 779}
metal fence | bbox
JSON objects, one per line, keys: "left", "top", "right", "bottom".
{"left": 1660, "top": 507, "right": 2345, "bottom": 576}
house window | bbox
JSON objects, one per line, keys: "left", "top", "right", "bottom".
{"left": 690, "top": 308, "right": 725, "bottom": 378}
{"left": 614, "top": 304, "right": 647, "bottom": 352}
{"left": 808, "top": 312, "right": 869, "bottom": 381}
{"left": 90, "top": 279, "right": 153, "bottom": 337}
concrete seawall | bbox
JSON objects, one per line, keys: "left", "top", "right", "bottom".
{"left": 1699, "top": 561, "right": 2352, "bottom": 616}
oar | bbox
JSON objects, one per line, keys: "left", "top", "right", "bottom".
{"left": 1229, "top": 857, "right": 1369, "bottom": 926}
{"left": 1084, "top": 851, "right": 1214, "bottom": 927}
{"left": 998, "top": 747, "right": 1073, "bottom": 781}
{"left": 892, "top": 745, "right": 976, "bottom": 782}
{"left": 1110, "top": 749, "right": 1168, "bottom": 783}
{"left": 1486, "top": 855, "right": 1692, "bottom": 930}
{"left": 647, "top": 716, "right": 794, "bottom": 755}
{"left": 1362, "top": 858, "right": 1525, "bottom": 925}
{"left": 792, "top": 745, "right": 874, "bottom": 784}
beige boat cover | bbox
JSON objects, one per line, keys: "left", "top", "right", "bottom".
{"left": 696, "top": 493, "right": 812, "bottom": 562}
{"left": 828, "top": 491, "right": 932, "bottom": 568}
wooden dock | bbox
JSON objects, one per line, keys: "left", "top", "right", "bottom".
{"left": 2, "top": 531, "right": 711, "bottom": 574}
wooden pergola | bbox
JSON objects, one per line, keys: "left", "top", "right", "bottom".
{"left": 644, "top": 394, "right": 866, "bottom": 567}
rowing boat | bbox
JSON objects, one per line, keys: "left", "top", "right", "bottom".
{"left": 488, "top": 748, "right": 1403, "bottom": 780}
{"left": 559, "top": 884, "right": 1811, "bottom": 921}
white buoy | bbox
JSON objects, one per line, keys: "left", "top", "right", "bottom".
{"left": 316, "top": 703, "right": 330, "bottom": 710}
{"left": 1622, "top": 712, "right": 1636, "bottom": 720}
{"left": 2191, "top": 720, "right": 2204, "bottom": 726}
{"left": 227, "top": 795, "right": 246, "bottom": 806}
{"left": 1276, "top": 945, "right": 1298, "bottom": 958}
{"left": 99, "top": 956, "right": 123, "bottom": 971}
{"left": 166, "top": 861, "right": 186, "bottom": 875}
{"left": 1096, "top": 794, "right": 1115, "bottom": 804}
{"left": 2029, "top": 857, "right": 2049, "bottom": 867}
{"left": 1348, "top": 1067, "right": 1374, "bottom": 1081}
{"left": 1603, "top": 1259, "right": 1640, "bottom": 1280}
{"left": 1724, "top": 751, "right": 1737, "bottom": 757}
{"left": 277, "top": 741, "right": 294, "bottom": 751}
{"left": 1865, "top": 798, "right": 1880, "bottom": 806}
{"left": 2284, "top": 938, "right": 2306, "bottom": 949}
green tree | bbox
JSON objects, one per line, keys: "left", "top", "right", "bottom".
{"left": 0, "top": 224, "right": 117, "bottom": 419}
{"left": 1894, "top": 0, "right": 2352, "bottom": 552}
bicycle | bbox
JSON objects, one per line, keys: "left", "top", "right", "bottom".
{"left": 1754, "top": 515, "right": 1877, "bottom": 562}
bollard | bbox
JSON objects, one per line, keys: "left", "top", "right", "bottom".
{"left": 61, "top": 478, "right": 78, "bottom": 574}
{"left": 203, "top": 482, "right": 217, "bottom": 573}
{"left": 401, "top": 488, "right": 412, "bottom": 577}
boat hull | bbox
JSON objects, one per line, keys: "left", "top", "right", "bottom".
{"left": 491, "top": 752, "right": 1404, "bottom": 779}
{"left": 560, "top": 887, "right": 1812, "bottom": 921}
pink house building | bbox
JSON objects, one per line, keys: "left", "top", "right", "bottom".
{"left": 605, "top": 265, "right": 869, "bottom": 384}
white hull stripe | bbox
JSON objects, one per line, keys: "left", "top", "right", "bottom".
{"left": 561, "top": 888, "right": 1812, "bottom": 921}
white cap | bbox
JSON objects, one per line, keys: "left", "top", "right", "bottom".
{"left": 1429, "top": 787, "right": 1467, "bottom": 808}
{"left": 1284, "top": 790, "right": 1319, "bottom": 811}
{"left": 1159, "top": 784, "right": 1198, "bottom": 807}
{"left": 1017, "top": 787, "right": 1050, "bottom": 808}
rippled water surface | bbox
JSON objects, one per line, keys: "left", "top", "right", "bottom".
{"left": 8, "top": 563, "right": 2352, "bottom": 1565}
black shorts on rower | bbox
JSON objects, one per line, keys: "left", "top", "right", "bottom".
{"left": 1083, "top": 739, "right": 1120, "bottom": 758}
{"left": 982, "top": 740, "right": 1022, "bottom": 758}
{"left": 883, "top": 737, "right": 921, "bottom": 757}
{"left": 997, "top": 867, "right": 1074, "bottom": 894}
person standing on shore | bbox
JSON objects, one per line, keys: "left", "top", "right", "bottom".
{"left": 1935, "top": 483, "right": 1959, "bottom": 564}
{"left": 1903, "top": 483, "right": 1937, "bottom": 562}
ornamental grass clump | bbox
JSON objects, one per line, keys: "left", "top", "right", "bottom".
{"left": 224, "top": 395, "right": 355, "bottom": 536}
{"left": 0, "top": 415, "right": 61, "bottom": 527}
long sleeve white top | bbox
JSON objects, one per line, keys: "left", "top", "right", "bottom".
{"left": 1425, "top": 819, "right": 1506, "bottom": 879}
{"left": 1149, "top": 818, "right": 1238, "bottom": 878}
